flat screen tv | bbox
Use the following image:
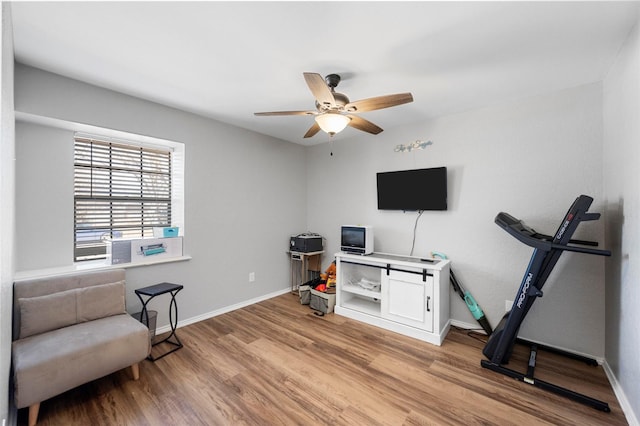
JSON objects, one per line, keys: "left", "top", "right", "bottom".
{"left": 377, "top": 167, "right": 447, "bottom": 211}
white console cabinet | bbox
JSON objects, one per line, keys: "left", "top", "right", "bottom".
{"left": 335, "top": 252, "right": 450, "bottom": 346}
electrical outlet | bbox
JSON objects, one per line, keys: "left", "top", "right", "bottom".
{"left": 249, "top": 272, "right": 255, "bottom": 282}
{"left": 505, "top": 300, "right": 513, "bottom": 313}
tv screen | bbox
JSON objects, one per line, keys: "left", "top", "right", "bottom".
{"left": 377, "top": 167, "right": 447, "bottom": 211}
{"left": 341, "top": 226, "right": 364, "bottom": 248}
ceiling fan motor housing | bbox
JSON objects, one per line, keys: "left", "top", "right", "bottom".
{"left": 316, "top": 91, "right": 349, "bottom": 112}
{"left": 324, "top": 73, "right": 341, "bottom": 89}
{"left": 313, "top": 74, "right": 349, "bottom": 112}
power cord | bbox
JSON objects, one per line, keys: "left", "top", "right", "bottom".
{"left": 451, "top": 325, "right": 489, "bottom": 344}
{"left": 409, "top": 210, "right": 424, "bottom": 256}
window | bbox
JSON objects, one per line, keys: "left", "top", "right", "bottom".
{"left": 74, "top": 136, "right": 173, "bottom": 261}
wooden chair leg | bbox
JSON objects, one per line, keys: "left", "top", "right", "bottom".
{"left": 130, "top": 362, "right": 140, "bottom": 380}
{"left": 28, "top": 402, "right": 40, "bottom": 426}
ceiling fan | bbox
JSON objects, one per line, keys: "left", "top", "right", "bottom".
{"left": 254, "top": 72, "right": 414, "bottom": 138}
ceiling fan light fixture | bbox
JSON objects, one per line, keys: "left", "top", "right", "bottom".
{"left": 255, "top": 72, "right": 413, "bottom": 138}
{"left": 315, "top": 113, "right": 351, "bottom": 136}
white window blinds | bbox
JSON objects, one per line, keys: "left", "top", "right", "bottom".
{"left": 74, "top": 136, "right": 172, "bottom": 261}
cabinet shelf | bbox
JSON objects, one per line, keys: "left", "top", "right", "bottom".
{"left": 342, "top": 283, "right": 381, "bottom": 299}
{"left": 341, "top": 296, "right": 381, "bottom": 316}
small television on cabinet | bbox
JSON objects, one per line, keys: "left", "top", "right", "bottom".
{"left": 376, "top": 167, "right": 447, "bottom": 211}
{"left": 341, "top": 225, "right": 374, "bottom": 255}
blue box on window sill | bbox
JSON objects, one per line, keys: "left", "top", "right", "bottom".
{"left": 153, "top": 227, "right": 179, "bottom": 238}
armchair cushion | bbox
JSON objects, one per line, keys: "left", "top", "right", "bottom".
{"left": 77, "top": 280, "right": 126, "bottom": 322}
{"left": 18, "top": 289, "right": 77, "bottom": 339}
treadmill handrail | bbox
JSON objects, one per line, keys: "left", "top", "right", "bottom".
{"left": 531, "top": 231, "right": 599, "bottom": 247}
{"left": 495, "top": 212, "right": 552, "bottom": 251}
{"left": 550, "top": 243, "right": 611, "bottom": 256}
{"left": 495, "top": 212, "right": 610, "bottom": 256}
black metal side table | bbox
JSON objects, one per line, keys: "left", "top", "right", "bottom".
{"left": 135, "top": 282, "right": 184, "bottom": 361}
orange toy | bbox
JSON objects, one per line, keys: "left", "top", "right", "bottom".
{"left": 323, "top": 261, "right": 336, "bottom": 288}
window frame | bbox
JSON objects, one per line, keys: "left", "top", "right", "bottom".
{"left": 73, "top": 133, "right": 183, "bottom": 262}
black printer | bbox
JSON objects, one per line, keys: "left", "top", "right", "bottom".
{"left": 290, "top": 233, "right": 323, "bottom": 253}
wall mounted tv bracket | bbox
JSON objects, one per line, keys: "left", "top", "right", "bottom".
{"left": 481, "top": 195, "right": 612, "bottom": 412}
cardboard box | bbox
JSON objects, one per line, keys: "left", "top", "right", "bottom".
{"left": 107, "top": 236, "right": 183, "bottom": 265}
{"left": 153, "top": 227, "right": 180, "bottom": 238}
{"left": 307, "top": 254, "right": 322, "bottom": 272}
{"left": 130, "top": 237, "right": 182, "bottom": 262}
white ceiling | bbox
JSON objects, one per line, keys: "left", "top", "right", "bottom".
{"left": 11, "top": 1, "right": 640, "bottom": 145}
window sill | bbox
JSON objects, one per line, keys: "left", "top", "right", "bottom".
{"left": 13, "top": 255, "right": 192, "bottom": 281}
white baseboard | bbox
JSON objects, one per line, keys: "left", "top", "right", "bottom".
{"left": 450, "top": 319, "right": 488, "bottom": 333}
{"left": 517, "top": 335, "right": 605, "bottom": 365}
{"left": 154, "top": 287, "right": 291, "bottom": 335}
{"left": 603, "top": 361, "right": 640, "bottom": 426}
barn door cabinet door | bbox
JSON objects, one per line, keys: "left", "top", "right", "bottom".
{"left": 381, "top": 269, "right": 434, "bottom": 332}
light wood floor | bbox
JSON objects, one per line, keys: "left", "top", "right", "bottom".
{"left": 19, "top": 293, "right": 627, "bottom": 425}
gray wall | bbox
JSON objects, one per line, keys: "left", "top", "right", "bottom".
{"left": 603, "top": 16, "right": 640, "bottom": 423}
{"left": 14, "top": 64, "right": 307, "bottom": 329}
{"left": 307, "top": 82, "right": 606, "bottom": 358}
{"left": 0, "top": 3, "right": 15, "bottom": 423}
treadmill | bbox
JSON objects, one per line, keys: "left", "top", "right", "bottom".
{"left": 481, "top": 194, "right": 612, "bottom": 412}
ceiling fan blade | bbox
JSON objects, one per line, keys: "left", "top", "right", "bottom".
{"left": 254, "top": 110, "right": 315, "bottom": 116}
{"left": 347, "top": 115, "right": 383, "bottom": 135}
{"left": 303, "top": 72, "right": 336, "bottom": 107}
{"left": 345, "top": 93, "right": 413, "bottom": 113}
{"left": 303, "top": 122, "right": 321, "bottom": 138}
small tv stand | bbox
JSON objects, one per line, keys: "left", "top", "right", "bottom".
{"left": 335, "top": 252, "right": 451, "bottom": 346}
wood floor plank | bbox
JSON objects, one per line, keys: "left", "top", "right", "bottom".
{"left": 18, "top": 293, "right": 628, "bottom": 425}
{"left": 247, "top": 337, "right": 409, "bottom": 425}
